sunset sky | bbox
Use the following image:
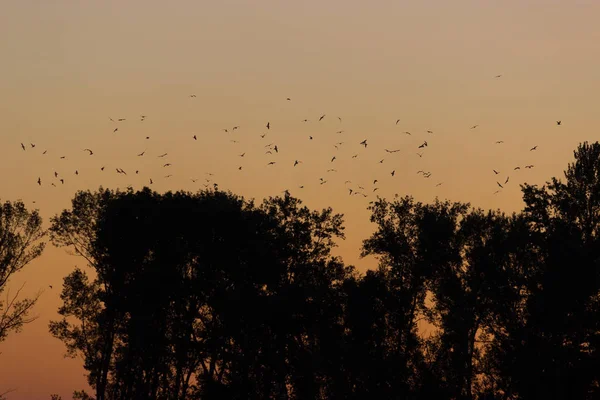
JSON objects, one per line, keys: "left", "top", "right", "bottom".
{"left": 1, "top": 1, "right": 600, "bottom": 398}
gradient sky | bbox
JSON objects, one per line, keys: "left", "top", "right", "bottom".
{"left": 1, "top": 1, "right": 600, "bottom": 398}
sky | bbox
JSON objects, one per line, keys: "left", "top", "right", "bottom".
{"left": 1, "top": 0, "right": 600, "bottom": 398}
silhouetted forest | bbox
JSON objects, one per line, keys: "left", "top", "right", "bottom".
{"left": 5, "top": 142, "right": 600, "bottom": 400}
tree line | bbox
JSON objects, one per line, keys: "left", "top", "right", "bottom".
{"left": 3, "top": 142, "right": 600, "bottom": 399}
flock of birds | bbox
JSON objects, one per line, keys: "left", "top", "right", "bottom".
{"left": 19, "top": 86, "right": 562, "bottom": 204}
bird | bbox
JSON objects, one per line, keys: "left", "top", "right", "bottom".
{"left": 232, "top": 126, "right": 239, "bottom": 130}
{"left": 359, "top": 140, "right": 368, "bottom": 148}
{"left": 190, "top": 94, "right": 196, "bottom": 97}
{"left": 37, "top": 177, "right": 41, "bottom": 186}
{"left": 75, "top": 170, "right": 79, "bottom": 175}
{"left": 319, "top": 114, "right": 326, "bottom": 121}
{"left": 336, "top": 130, "right": 344, "bottom": 134}
{"left": 525, "top": 165, "right": 534, "bottom": 169}
{"left": 238, "top": 166, "right": 242, "bottom": 170}
{"left": 49, "top": 285, "right": 53, "bottom": 289}
{"left": 54, "top": 172, "right": 58, "bottom": 178}
{"left": 556, "top": 120, "right": 562, "bottom": 126}
{"left": 504, "top": 177, "right": 509, "bottom": 184}
{"left": 223, "top": 129, "right": 229, "bottom": 133}
{"left": 436, "top": 182, "right": 443, "bottom": 187}
{"left": 274, "top": 145, "right": 278, "bottom": 153}
{"left": 117, "top": 118, "right": 126, "bottom": 122}
{"left": 60, "top": 179, "right": 64, "bottom": 184}
{"left": 530, "top": 146, "right": 538, "bottom": 151}
{"left": 427, "top": 130, "right": 433, "bottom": 134}
{"left": 379, "top": 159, "right": 384, "bottom": 164}
{"left": 21, "top": 143, "right": 25, "bottom": 151}
{"left": 327, "top": 169, "right": 337, "bottom": 173}
{"left": 231, "top": 140, "right": 239, "bottom": 143}
{"left": 286, "top": 98, "right": 291, "bottom": 101}
{"left": 239, "top": 153, "right": 245, "bottom": 157}
{"left": 266, "top": 122, "right": 270, "bottom": 129}
{"left": 137, "top": 151, "right": 145, "bottom": 156}
{"left": 493, "top": 170, "right": 499, "bottom": 175}
{"left": 84, "top": 149, "right": 93, "bottom": 155}
{"left": 391, "top": 170, "right": 395, "bottom": 176}
{"left": 416, "top": 152, "right": 423, "bottom": 158}
{"left": 30, "top": 143, "right": 35, "bottom": 148}
{"left": 471, "top": 125, "right": 479, "bottom": 129}
{"left": 514, "top": 166, "right": 521, "bottom": 170}
{"left": 352, "top": 154, "right": 358, "bottom": 158}
{"left": 42, "top": 150, "right": 47, "bottom": 154}
{"left": 113, "top": 128, "right": 118, "bottom": 133}
{"left": 404, "top": 131, "right": 411, "bottom": 135}
{"left": 497, "top": 182, "right": 504, "bottom": 188}
{"left": 373, "top": 179, "right": 378, "bottom": 184}
{"left": 163, "top": 163, "right": 172, "bottom": 167}
{"left": 193, "top": 135, "right": 197, "bottom": 140}
{"left": 396, "top": 119, "right": 400, "bottom": 125}
{"left": 101, "top": 166, "right": 105, "bottom": 171}
{"left": 294, "top": 160, "right": 302, "bottom": 166}
{"left": 338, "top": 117, "right": 342, "bottom": 122}
{"left": 495, "top": 74, "right": 502, "bottom": 78}
{"left": 260, "top": 134, "right": 266, "bottom": 138}
{"left": 418, "top": 141, "right": 428, "bottom": 148}
{"left": 385, "top": 149, "right": 400, "bottom": 153}
{"left": 267, "top": 161, "right": 276, "bottom": 165}
{"left": 331, "top": 156, "right": 336, "bottom": 162}
{"left": 309, "top": 136, "right": 313, "bottom": 140}
{"left": 158, "top": 153, "right": 168, "bottom": 157}
{"left": 149, "top": 178, "right": 153, "bottom": 184}
{"left": 495, "top": 141, "right": 504, "bottom": 144}
{"left": 349, "top": 189, "right": 353, "bottom": 195}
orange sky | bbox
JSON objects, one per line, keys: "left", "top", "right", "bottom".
{"left": 1, "top": 1, "right": 600, "bottom": 398}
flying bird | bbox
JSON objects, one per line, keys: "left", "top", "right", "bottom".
{"left": 331, "top": 156, "right": 336, "bottom": 162}
{"left": 37, "top": 177, "right": 41, "bottom": 186}
{"left": 84, "top": 149, "right": 93, "bottom": 155}
{"left": 396, "top": 119, "right": 400, "bottom": 125}
{"left": 266, "top": 122, "right": 270, "bottom": 129}
{"left": 138, "top": 151, "right": 145, "bottom": 156}
{"left": 113, "top": 128, "right": 118, "bottom": 133}
{"left": 319, "top": 114, "right": 326, "bottom": 121}
{"left": 359, "top": 140, "right": 368, "bottom": 148}
{"left": 239, "top": 153, "right": 245, "bottom": 157}
{"left": 267, "top": 161, "right": 276, "bottom": 165}
{"left": 495, "top": 141, "right": 504, "bottom": 144}
{"left": 530, "top": 146, "right": 538, "bottom": 151}
{"left": 193, "top": 135, "right": 197, "bottom": 140}
{"left": 525, "top": 165, "right": 534, "bottom": 169}
{"left": 418, "top": 141, "right": 428, "bottom": 148}
{"left": 514, "top": 166, "right": 521, "bottom": 170}
{"left": 497, "top": 182, "right": 504, "bottom": 188}
{"left": 21, "top": 143, "right": 25, "bottom": 151}
{"left": 158, "top": 153, "right": 168, "bottom": 157}
{"left": 163, "top": 163, "right": 172, "bottom": 167}
{"left": 391, "top": 170, "right": 395, "bottom": 176}
{"left": 504, "top": 176, "right": 509, "bottom": 184}
{"left": 556, "top": 120, "right": 562, "bottom": 126}
{"left": 385, "top": 149, "right": 400, "bottom": 153}
{"left": 294, "top": 160, "right": 302, "bottom": 166}
{"left": 493, "top": 170, "right": 499, "bottom": 174}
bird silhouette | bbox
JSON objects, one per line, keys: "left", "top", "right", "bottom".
{"left": 495, "top": 141, "right": 504, "bottom": 144}
{"left": 331, "top": 156, "right": 336, "bottom": 162}
{"left": 266, "top": 122, "right": 270, "bottom": 129}
{"left": 138, "top": 151, "right": 145, "bottom": 156}
{"left": 193, "top": 135, "right": 197, "bottom": 140}
{"left": 471, "top": 125, "right": 479, "bottom": 129}
{"left": 504, "top": 176, "right": 509, "bottom": 184}
{"left": 396, "top": 119, "right": 400, "bottom": 125}
{"left": 21, "top": 143, "right": 25, "bottom": 151}
{"left": 84, "top": 149, "right": 93, "bottom": 155}
{"left": 556, "top": 120, "right": 562, "bottom": 125}
{"left": 319, "top": 114, "right": 326, "bottom": 121}
{"left": 163, "top": 163, "right": 172, "bottom": 167}
{"left": 385, "top": 149, "right": 400, "bottom": 153}
{"left": 418, "top": 141, "right": 428, "bottom": 148}
{"left": 37, "top": 177, "right": 41, "bottom": 186}
{"left": 294, "top": 160, "right": 302, "bottom": 166}
{"left": 391, "top": 170, "right": 395, "bottom": 176}
{"left": 267, "top": 161, "right": 276, "bottom": 165}
{"left": 525, "top": 165, "right": 534, "bottom": 169}
{"left": 158, "top": 153, "right": 168, "bottom": 157}
{"left": 497, "top": 182, "right": 504, "bottom": 188}
{"left": 530, "top": 146, "right": 538, "bottom": 151}
{"left": 359, "top": 140, "right": 368, "bottom": 148}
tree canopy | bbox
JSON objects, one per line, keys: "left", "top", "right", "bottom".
{"left": 46, "top": 142, "right": 600, "bottom": 400}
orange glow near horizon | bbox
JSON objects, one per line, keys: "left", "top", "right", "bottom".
{"left": 2, "top": 1, "right": 600, "bottom": 398}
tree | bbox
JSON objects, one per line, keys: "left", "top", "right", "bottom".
{"left": 0, "top": 199, "right": 45, "bottom": 344}
{"left": 490, "top": 141, "right": 600, "bottom": 399}
{"left": 49, "top": 187, "right": 352, "bottom": 400}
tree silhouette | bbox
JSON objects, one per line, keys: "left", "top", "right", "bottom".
{"left": 0, "top": 199, "right": 45, "bottom": 344}
{"left": 49, "top": 188, "right": 352, "bottom": 400}
{"left": 46, "top": 142, "right": 600, "bottom": 400}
